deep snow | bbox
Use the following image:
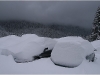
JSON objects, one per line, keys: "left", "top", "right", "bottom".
{"left": 51, "top": 38, "right": 94, "bottom": 68}
{"left": 14, "top": 42, "right": 45, "bottom": 63}
{"left": 0, "top": 34, "right": 100, "bottom": 74}
{"left": 51, "top": 42, "right": 85, "bottom": 68}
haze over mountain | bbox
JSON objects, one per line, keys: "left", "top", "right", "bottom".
{"left": 0, "top": 1, "right": 100, "bottom": 28}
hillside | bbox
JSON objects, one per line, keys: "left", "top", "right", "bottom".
{"left": 0, "top": 20, "right": 91, "bottom": 38}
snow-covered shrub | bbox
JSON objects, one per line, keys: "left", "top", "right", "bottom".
{"left": 13, "top": 42, "right": 45, "bottom": 63}
{"left": 51, "top": 42, "right": 85, "bottom": 68}
{"left": 34, "top": 48, "right": 52, "bottom": 60}
{"left": 43, "top": 38, "right": 57, "bottom": 50}
{"left": 51, "top": 38, "right": 94, "bottom": 68}
{"left": 56, "top": 36, "right": 94, "bottom": 57}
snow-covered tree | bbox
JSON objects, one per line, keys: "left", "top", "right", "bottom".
{"left": 90, "top": 7, "right": 100, "bottom": 41}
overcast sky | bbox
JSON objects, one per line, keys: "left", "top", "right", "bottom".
{"left": 0, "top": 1, "right": 100, "bottom": 28}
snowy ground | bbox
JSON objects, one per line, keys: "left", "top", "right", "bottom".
{"left": 0, "top": 34, "right": 100, "bottom": 74}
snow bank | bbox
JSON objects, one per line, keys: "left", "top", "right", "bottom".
{"left": 0, "top": 34, "right": 57, "bottom": 53}
{"left": 51, "top": 42, "right": 85, "bottom": 68}
{"left": 0, "top": 34, "right": 57, "bottom": 63}
{"left": 1, "top": 49, "right": 15, "bottom": 56}
{"left": 0, "top": 35, "right": 20, "bottom": 49}
{"left": 91, "top": 40, "right": 100, "bottom": 50}
{"left": 55, "top": 36, "right": 85, "bottom": 42}
{"left": 13, "top": 42, "right": 45, "bottom": 63}
{"left": 55, "top": 36, "right": 94, "bottom": 56}
{"left": 80, "top": 40, "right": 94, "bottom": 56}
{"left": 0, "top": 35, "right": 100, "bottom": 74}
{"left": 43, "top": 38, "right": 57, "bottom": 50}
{"left": 51, "top": 37, "right": 94, "bottom": 67}
{"left": 13, "top": 37, "right": 57, "bottom": 63}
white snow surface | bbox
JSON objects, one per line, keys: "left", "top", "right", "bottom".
{"left": 51, "top": 37, "right": 94, "bottom": 68}
{"left": 0, "top": 34, "right": 100, "bottom": 74}
{"left": 55, "top": 36, "right": 94, "bottom": 56}
{"left": 14, "top": 42, "right": 45, "bottom": 62}
{"left": 42, "top": 37, "right": 57, "bottom": 50}
{"left": 0, "top": 34, "right": 57, "bottom": 62}
{"left": 91, "top": 40, "right": 100, "bottom": 51}
{"left": 51, "top": 42, "right": 85, "bottom": 67}
{"left": 1, "top": 49, "right": 15, "bottom": 56}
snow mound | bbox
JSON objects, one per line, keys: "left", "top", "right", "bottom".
{"left": 43, "top": 38, "right": 57, "bottom": 50}
{"left": 51, "top": 42, "right": 85, "bottom": 68}
{"left": 13, "top": 42, "right": 45, "bottom": 63}
{"left": 0, "top": 35, "right": 20, "bottom": 49}
{"left": 91, "top": 40, "right": 100, "bottom": 50}
{"left": 55, "top": 36, "right": 94, "bottom": 56}
{"left": 1, "top": 49, "right": 14, "bottom": 56}
{"left": 51, "top": 38, "right": 94, "bottom": 68}
{"left": 80, "top": 40, "right": 94, "bottom": 56}
{"left": 55, "top": 36, "right": 85, "bottom": 42}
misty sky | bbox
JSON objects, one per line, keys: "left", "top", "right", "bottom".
{"left": 0, "top": 1, "right": 100, "bottom": 28}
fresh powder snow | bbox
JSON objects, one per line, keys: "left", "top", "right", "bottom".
{"left": 0, "top": 34, "right": 100, "bottom": 74}
{"left": 42, "top": 37, "right": 57, "bottom": 50}
{"left": 51, "top": 42, "right": 85, "bottom": 68}
{"left": 51, "top": 37, "right": 94, "bottom": 68}
{"left": 55, "top": 36, "right": 94, "bottom": 57}
{"left": 13, "top": 42, "right": 45, "bottom": 63}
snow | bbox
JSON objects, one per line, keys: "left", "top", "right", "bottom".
{"left": 80, "top": 40, "right": 94, "bottom": 56}
{"left": 51, "top": 42, "right": 85, "bottom": 68}
{"left": 14, "top": 42, "right": 45, "bottom": 63}
{"left": 0, "top": 34, "right": 100, "bottom": 74}
{"left": 42, "top": 37, "right": 57, "bottom": 50}
{"left": 51, "top": 37, "right": 94, "bottom": 67}
{"left": 91, "top": 40, "right": 100, "bottom": 51}
{"left": 1, "top": 49, "right": 15, "bottom": 56}
{"left": 55, "top": 36, "right": 94, "bottom": 56}
{"left": 0, "top": 34, "right": 57, "bottom": 63}
{"left": 54, "top": 36, "right": 85, "bottom": 42}
{"left": 91, "top": 40, "right": 100, "bottom": 63}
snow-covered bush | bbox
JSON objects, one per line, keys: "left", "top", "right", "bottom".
{"left": 43, "top": 38, "right": 57, "bottom": 50}
{"left": 56, "top": 36, "right": 94, "bottom": 56}
{"left": 80, "top": 40, "right": 94, "bottom": 56}
{"left": 13, "top": 42, "right": 45, "bottom": 63}
{"left": 51, "top": 42, "right": 85, "bottom": 68}
{"left": 51, "top": 38, "right": 94, "bottom": 68}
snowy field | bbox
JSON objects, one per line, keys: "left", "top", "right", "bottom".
{"left": 0, "top": 34, "right": 100, "bottom": 74}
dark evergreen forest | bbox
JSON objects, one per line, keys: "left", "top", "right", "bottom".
{"left": 0, "top": 20, "right": 91, "bottom": 39}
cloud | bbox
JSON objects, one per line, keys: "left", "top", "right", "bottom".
{"left": 0, "top": 1, "right": 100, "bottom": 28}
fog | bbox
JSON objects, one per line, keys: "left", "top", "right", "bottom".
{"left": 0, "top": 1, "right": 100, "bottom": 28}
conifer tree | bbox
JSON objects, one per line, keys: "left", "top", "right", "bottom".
{"left": 90, "top": 7, "right": 100, "bottom": 41}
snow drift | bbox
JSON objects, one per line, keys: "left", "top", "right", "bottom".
{"left": 0, "top": 34, "right": 100, "bottom": 74}
{"left": 55, "top": 36, "right": 94, "bottom": 56}
{"left": 51, "top": 37, "right": 94, "bottom": 67}
{"left": 51, "top": 42, "right": 85, "bottom": 68}
{"left": 13, "top": 42, "right": 45, "bottom": 63}
{"left": 1, "top": 49, "right": 15, "bottom": 56}
{"left": 12, "top": 37, "right": 57, "bottom": 63}
{"left": 91, "top": 40, "right": 100, "bottom": 51}
{"left": 42, "top": 37, "right": 57, "bottom": 50}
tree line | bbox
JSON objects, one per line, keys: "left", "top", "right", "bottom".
{"left": 0, "top": 20, "right": 91, "bottom": 38}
